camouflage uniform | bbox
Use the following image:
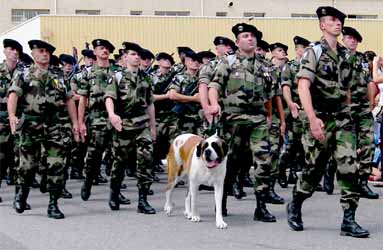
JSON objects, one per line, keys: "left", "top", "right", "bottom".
{"left": 8, "top": 64, "right": 72, "bottom": 191}
{"left": 169, "top": 71, "right": 202, "bottom": 134}
{"left": 78, "top": 64, "right": 112, "bottom": 183}
{"left": 294, "top": 37, "right": 359, "bottom": 210}
{"left": 105, "top": 68, "right": 154, "bottom": 193}
{"left": 0, "top": 61, "right": 16, "bottom": 184}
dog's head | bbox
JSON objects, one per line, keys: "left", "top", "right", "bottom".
{"left": 196, "top": 133, "right": 228, "bottom": 169}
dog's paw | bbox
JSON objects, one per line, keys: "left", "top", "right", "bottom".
{"left": 164, "top": 204, "right": 173, "bottom": 216}
{"left": 190, "top": 215, "right": 201, "bottom": 222}
{"left": 184, "top": 210, "right": 192, "bottom": 219}
{"left": 216, "top": 220, "right": 228, "bottom": 229}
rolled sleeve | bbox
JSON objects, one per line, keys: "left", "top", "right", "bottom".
{"left": 296, "top": 48, "right": 316, "bottom": 83}
{"left": 7, "top": 70, "right": 24, "bottom": 97}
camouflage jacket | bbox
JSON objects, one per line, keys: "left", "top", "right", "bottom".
{"left": 209, "top": 51, "right": 274, "bottom": 120}
{"left": 105, "top": 68, "right": 153, "bottom": 129}
{"left": 198, "top": 57, "right": 221, "bottom": 86}
{"left": 169, "top": 71, "right": 200, "bottom": 117}
{"left": 78, "top": 64, "right": 113, "bottom": 126}
{"left": 8, "top": 64, "right": 71, "bottom": 124}
{"left": 349, "top": 51, "right": 371, "bottom": 115}
{"left": 297, "top": 37, "right": 352, "bottom": 113}
{"left": 151, "top": 68, "right": 175, "bottom": 117}
{"left": 281, "top": 58, "right": 301, "bottom": 105}
{"left": 0, "top": 61, "right": 14, "bottom": 119}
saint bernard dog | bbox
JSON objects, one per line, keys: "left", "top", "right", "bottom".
{"left": 163, "top": 133, "right": 228, "bottom": 229}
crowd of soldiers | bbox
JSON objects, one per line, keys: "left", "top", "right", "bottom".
{"left": 0, "top": 5, "right": 381, "bottom": 238}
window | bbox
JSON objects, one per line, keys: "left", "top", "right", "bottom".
{"left": 154, "top": 11, "right": 190, "bottom": 16}
{"left": 130, "top": 10, "right": 143, "bottom": 15}
{"left": 75, "top": 10, "right": 100, "bottom": 15}
{"left": 216, "top": 12, "right": 227, "bottom": 17}
{"left": 243, "top": 12, "right": 265, "bottom": 18}
{"left": 11, "top": 9, "right": 50, "bottom": 22}
{"left": 348, "top": 14, "right": 377, "bottom": 19}
{"left": 291, "top": 13, "right": 317, "bottom": 18}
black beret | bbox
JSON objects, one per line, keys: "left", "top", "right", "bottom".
{"left": 59, "top": 54, "right": 76, "bottom": 65}
{"left": 269, "top": 42, "right": 288, "bottom": 54}
{"left": 231, "top": 23, "right": 262, "bottom": 40}
{"left": 156, "top": 52, "right": 175, "bottom": 65}
{"left": 28, "top": 40, "right": 55, "bottom": 54}
{"left": 92, "top": 39, "right": 115, "bottom": 53}
{"left": 121, "top": 42, "right": 143, "bottom": 54}
{"left": 293, "top": 36, "right": 311, "bottom": 47}
{"left": 177, "top": 46, "right": 194, "bottom": 55}
{"left": 213, "top": 36, "right": 237, "bottom": 52}
{"left": 184, "top": 50, "right": 202, "bottom": 63}
{"left": 140, "top": 48, "right": 155, "bottom": 60}
{"left": 257, "top": 40, "right": 270, "bottom": 52}
{"left": 114, "top": 54, "right": 122, "bottom": 61}
{"left": 316, "top": 6, "right": 346, "bottom": 25}
{"left": 81, "top": 49, "right": 96, "bottom": 60}
{"left": 197, "top": 51, "right": 216, "bottom": 60}
{"left": 3, "top": 39, "right": 23, "bottom": 54}
{"left": 364, "top": 50, "right": 376, "bottom": 61}
{"left": 342, "top": 26, "right": 362, "bottom": 42}
{"left": 19, "top": 53, "right": 33, "bottom": 65}
{"left": 49, "top": 55, "right": 60, "bottom": 67}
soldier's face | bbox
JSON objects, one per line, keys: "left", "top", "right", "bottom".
{"left": 94, "top": 46, "right": 110, "bottom": 60}
{"left": 295, "top": 45, "right": 306, "bottom": 58}
{"left": 215, "top": 44, "right": 231, "bottom": 57}
{"left": 320, "top": 16, "right": 342, "bottom": 36}
{"left": 126, "top": 50, "right": 140, "bottom": 67}
{"left": 31, "top": 48, "right": 50, "bottom": 65}
{"left": 84, "top": 57, "right": 94, "bottom": 66}
{"left": 62, "top": 62, "right": 73, "bottom": 74}
{"left": 272, "top": 48, "right": 287, "bottom": 60}
{"left": 140, "top": 58, "right": 152, "bottom": 68}
{"left": 342, "top": 35, "right": 358, "bottom": 51}
{"left": 3, "top": 47, "right": 19, "bottom": 63}
{"left": 185, "top": 57, "right": 199, "bottom": 71}
{"left": 236, "top": 32, "right": 256, "bottom": 53}
{"left": 158, "top": 59, "right": 172, "bottom": 74}
{"left": 255, "top": 47, "right": 266, "bottom": 56}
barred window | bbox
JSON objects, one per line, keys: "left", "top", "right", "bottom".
{"left": 216, "top": 12, "right": 227, "bottom": 17}
{"left": 243, "top": 12, "right": 265, "bottom": 17}
{"left": 11, "top": 9, "right": 50, "bottom": 22}
{"left": 130, "top": 10, "right": 143, "bottom": 15}
{"left": 154, "top": 11, "right": 190, "bottom": 16}
{"left": 75, "top": 10, "right": 101, "bottom": 15}
{"left": 291, "top": 13, "right": 317, "bottom": 18}
{"left": 348, "top": 14, "right": 377, "bottom": 19}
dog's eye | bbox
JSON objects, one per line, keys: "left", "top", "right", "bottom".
{"left": 211, "top": 142, "right": 222, "bottom": 157}
{"left": 202, "top": 143, "right": 209, "bottom": 151}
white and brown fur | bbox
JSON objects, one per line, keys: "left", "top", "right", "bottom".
{"left": 163, "top": 133, "right": 228, "bottom": 229}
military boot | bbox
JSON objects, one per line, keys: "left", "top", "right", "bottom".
{"left": 14, "top": 185, "right": 30, "bottom": 214}
{"left": 31, "top": 177, "right": 40, "bottom": 188}
{"left": 39, "top": 174, "right": 47, "bottom": 193}
{"left": 13, "top": 186, "right": 31, "bottom": 210}
{"left": 360, "top": 174, "right": 379, "bottom": 199}
{"left": 287, "top": 168, "right": 298, "bottom": 185}
{"left": 119, "top": 192, "right": 131, "bottom": 205}
{"left": 61, "top": 186, "right": 73, "bottom": 199}
{"left": 253, "top": 192, "right": 276, "bottom": 222}
{"left": 232, "top": 182, "right": 246, "bottom": 200}
{"left": 109, "top": 180, "right": 120, "bottom": 211}
{"left": 137, "top": 188, "right": 156, "bottom": 214}
{"left": 80, "top": 177, "right": 93, "bottom": 201}
{"left": 286, "top": 192, "right": 305, "bottom": 231}
{"left": 323, "top": 161, "right": 336, "bottom": 195}
{"left": 277, "top": 159, "right": 288, "bottom": 188}
{"left": 47, "top": 191, "right": 65, "bottom": 219}
{"left": 266, "top": 178, "right": 285, "bottom": 204}
{"left": 340, "top": 205, "right": 369, "bottom": 238}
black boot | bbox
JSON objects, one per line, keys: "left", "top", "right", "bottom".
{"left": 278, "top": 161, "right": 288, "bottom": 188}
{"left": 152, "top": 171, "right": 160, "bottom": 182}
{"left": 323, "top": 160, "right": 336, "bottom": 195}
{"left": 109, "top": 181, "right": 120, "bottom": 211}
{"left": 119, "top": 192, "right": 131, "bottom": 205}
{"left": 14, "top": 185, "right": 30, "bottom": 214}
{"left": 80, "top": 177, "right": 93, "bottom": 201}
{"left": 286, "top": 193, "right": 305, "bottom": 231}
{"left": 360, "top": 174, "right": 379, "bottom": 199}
{"left": 120, "top": 183, "right": 127, "bottom": 190}
{"left": 61, "top": 186, "right": 73, "bottom": 199}
{"left": 40, "top": 174, "right": 47, "bottom": 194}
{"left": 266, "top": 178, "right": 285, "bottom": 204}
{"left": 31, "top": 177, "right": 40, "bottom": 188}
{"left": 287, "top": 169, "right": 298, "bottom": 185}
{"left": 243, "top": 174, "right": 254, "bottom": 188}
{"left": 232, "top": 182, "right": 246, "bottom": 200}
{"left": 199, "top": 184, "right": 214, "bottom": 191}
{"left": 47, "top": 191, "right": 65, "bottom": 219}
{"left": 340, "top": 205, "right": 369, "bottom": 238}
{"left": 70, "top": 169, "right": 85, "bottom": 180}
{"left": 316, "top": 183, "right": 325, "bottom": 192}
{"left": 137, "top": 188, "right": 156, "bottom": 214}
{"left": 94, "top": 173, "right": 108, "bottom": 185}
{"left": 253, "top": 192, "right": 276, "bottom": 222}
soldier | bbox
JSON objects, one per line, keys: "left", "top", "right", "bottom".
{"left": 287, "top": 7, "right": 370, "bottom": 238}
{"left": 168, "top": 51, "right": 202, "bottom": 134}
{"left": 0, "top": 39, "right": 23, "bottom": 201}
{"left": 78, "top": 39, "right": 128, "bottom": 205}
{"left": 197, "top": 51, "right": 216, "bottom": 65}
{"left": 170, "top": 47, "right": 194, "bottom": 77}
{"left": 140, "top": 48, "right": 154, "bottom": 74}
{"left": 255, "top": 40, "right": 270, "bottom": 57}
{"left": 105, "top": 41, "right": 156, "bottom": 213}
{"left": 208, "top": 23, "right": 278, "bottom": 221}
{"left": 340, "top": 26, "right": 379, "bottom": 199}
{"left": 280, "top": 36, "right": 310, "bottom": 188}
{"left": 7, "top": 39, "right": 79, "bottom": 219}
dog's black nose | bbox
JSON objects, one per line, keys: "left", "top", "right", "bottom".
{"left": 205, "top": 149, "right": 212, "bottom": 158}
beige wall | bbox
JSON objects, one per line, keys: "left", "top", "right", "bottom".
{"left": 1, "top": 0, "right": 383, "bottom": 33}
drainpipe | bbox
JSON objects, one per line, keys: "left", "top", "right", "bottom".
{"left": 200, "top": 0, "right": 204, "bottom": 16}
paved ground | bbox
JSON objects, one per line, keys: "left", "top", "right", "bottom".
{"left": 0, "top": 172, "right": 382, "bottom": 250}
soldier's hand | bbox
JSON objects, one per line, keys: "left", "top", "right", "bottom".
{"left": 79, "top": 122, "right": 87, "bottom": 143}
{"left": 72, "top": 123, "right": 80, "bottom": 143}
{"left": 203, "top": 107, "right": 213, "bottom": 123}
{"left": 209, "top": 104, "right": 221, "bottom": 116}
{"left": 9, "top": 115, "right": 19, "bottom": 135}
{"left": 109, "top": 114, "right": 122, "bottom": 132}
{"left": 289, "top": 102, "right": 300, "bottom": 119}
{"left": 150, "top": 127, "right": 157, "bottom": 142}
{"left": 309, "top": 117, "right": 325, "bottom": 142}
{"left": 280, "top": 121, "right": 286, "bottom": 139}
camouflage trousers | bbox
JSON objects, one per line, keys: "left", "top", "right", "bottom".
{"left": 84, "top": 124, "right": 112, "bottom": 179}
{"left": 60, "top": 120, "right": 73, "bottom": 181}
{"left": 176, "top": 114, "right": 203, "bottom": 135}
{"left": 18, "top": 121, "right": 66, "bottom": 190}
{"left": 0, "top": 119, "right": 14, "bottom": 181}
{"left": 154, "top": 114, "right": 178, "bottom": 163}
{"left": 352, "top": 111, "right": 374, "bottom": 175}
{"left": 111, "top": 126, "right": 153, "bottom": 191}
{"left": 221, "top": 115, "right": 273, "bottom": 193}
{"left": 294, "top": 112, "right": 360, "bottom": 210}
{"left": 269, "top": 119, "right": 281, "bottom": 178}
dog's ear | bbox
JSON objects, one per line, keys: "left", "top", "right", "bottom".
{"left": 196, "top": 141, "right": 203, "bottom": 158}
{"left": 222, "top": 140, "right": 229, "bottom": 156}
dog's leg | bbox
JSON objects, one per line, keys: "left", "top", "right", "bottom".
{"left": 214, "top": 181, "right": 228, "bottom": 229}
{"left": 164, "top": 150, "right": 178, "bottom": 215}
{"left": 164, "top": 176, "right": 178, "bottom": 216}
{"left": 189, "top": 180, "right": 201, "bottom": 222}
{"left": 184, "top": 189, "right": 192, "bottom": 219}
